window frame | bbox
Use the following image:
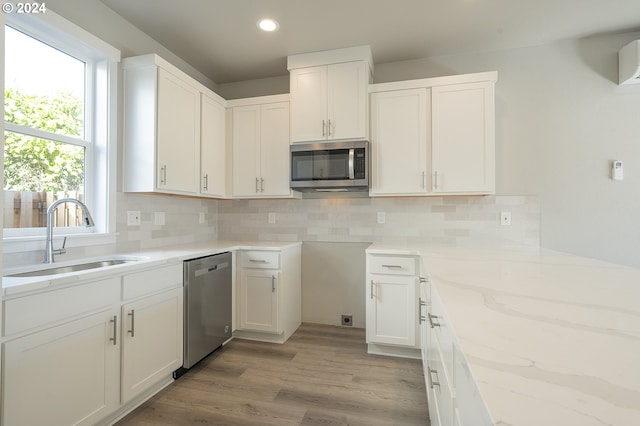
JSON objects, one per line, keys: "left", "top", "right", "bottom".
{"left": 2, "top": 11, "right": 120, "bottom": 248}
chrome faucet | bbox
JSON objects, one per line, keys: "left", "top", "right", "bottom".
{"left": 44, "top": 198, "right": 95, "bottom": 263}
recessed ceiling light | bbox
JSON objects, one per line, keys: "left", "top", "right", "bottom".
{"left": 257, "top": 18, "right": 279, "bottom": 32}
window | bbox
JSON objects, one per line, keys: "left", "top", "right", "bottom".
{"left": 2, "top": 12, "right": 120, "bottom": 240}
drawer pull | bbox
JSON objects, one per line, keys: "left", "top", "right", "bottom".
{"left": 370, "top": 280, "right": 375, "bottom": 299}
{"left": 128, "top": 309, "right": 135, "bottom": 337}
{"left": 381, "top": 264, "right": 403, "bottom": 269}
{"left": 272, "top": 275, "right": 276, "bottom": 292}
{"left": 419, "top": 276, "right": 429, "bottom": 283}
{"left": 428, "top": 367, "right": 440, "bottom": 389}
{"left": 418, "top": 297, "right": 427, "bottom": 324}
{"left": 249, "top": 259, "right": 269, "bottom": 263}
{"left": 428, "top": 313, "right": 441, "bottom": 328}
{"left": 109, "top": 315, "right": 117, "bottom": 346}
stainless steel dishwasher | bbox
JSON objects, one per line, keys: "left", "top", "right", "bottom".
{"left": 178, "top": 251, "right": 232, "bottom": 376}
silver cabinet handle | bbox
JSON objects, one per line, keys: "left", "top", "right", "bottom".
{"left": 370, "top": 280, "right": 375, "bottom": 299}
{"left": 322, "top": 119, "right": 326, "bottom": 137}
{"left": 255, "top": 177, "right": 259, "bottom": 193}
{"left": 261, "top": 177, "right": 264, "bottom": 192}
{"left": 327, "top": 119, "right": 332, "bottom": 137}
{"left": 272, "top": 275, "right": 276, "bottom": 292}
{"left": 419, "top": 276, "right": 429, "bottom": 283}
{"left": 422, "top": 171, "right": 426, "bottom": 189}
{"left": 428, "top": 313, "right": 441, "bottom": 328}
{"left": 382, "top": 264, "right": 403, "bottom": 269}
{"left": 418, "top": 297, "right": 427, "bottom": 324}
{"left": 160, "top": 165, "right": 167, "bottom": 185}
{"left": 203, "top": 174, "right": 209, "bottom": 191}
{"left": 428, "top": 367, "right": 440, "bottom": 389}
{"left": 249, "top": 259, "right": 268, "bottom": 263}
{"left": 128, "top": 309, "right": 135, "bottom": 337}
{"left": 434, "top": 171, "right": 440, "bottom": 190}
{"left": 109, "top": 315, "right": 117, "bottom": 346}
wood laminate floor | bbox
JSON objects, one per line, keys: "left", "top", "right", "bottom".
{"left": 116, "top": 323, "right": 429, "bottom": 426}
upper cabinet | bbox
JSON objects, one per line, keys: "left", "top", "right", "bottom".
{"left": 370, "top": 72, "right": 497, "bottom": 197}
{"left": 122, "top": 54, "right": 227, "bottom": 198}
{"left": 229, "top": 95, "right": 298, "bottom": 199}
{"left": 288, "top": 46, "right": 373, "bottom": 143}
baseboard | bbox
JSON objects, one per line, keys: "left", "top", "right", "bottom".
{"left": 367, "top": 343, "right": 422, "bottom": 360}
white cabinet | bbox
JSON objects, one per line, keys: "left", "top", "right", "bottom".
{"left": 1, "top": 263, "right": 183, "bottom": 426}
{"left": 235, "top": 246, "right": 302, "bottom": 343}
{"left": 369, "top": 72, "right": 497, "bottom": 197}
{"left": 123, "top": 54, "right": 227, "bottom": 198}
{"left": 290, "top": 61, "right": 369, "bottom": 143}
{"left": 365, "top": 253, "right": 421, "bottom": 357}
{"left": 200, "top": 92, "right": 227, "bottom": 198}
{"left": 370, "top": 88, "right": 430, "bottom": 195}
{"left": 121, "top": 287, "right": 183, "bottom": 403}
{"left": 231, "top": 97, "right": 295, "bottom": 198}
{"left": 432, "top": 82, "right": 495, "bottom": 193}
{"left": 1, "top": 278, "right": 120, "bottom": 426}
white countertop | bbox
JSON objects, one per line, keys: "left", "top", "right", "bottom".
{"left": 368, "top": 243, "right": 640, "bottom": 426}
{"left": 2, "top": 240, "right": 301, "bottom": 297}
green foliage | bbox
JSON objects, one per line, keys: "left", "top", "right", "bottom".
{"left": 4, "top": 88, "right": 85, "bottom": 192}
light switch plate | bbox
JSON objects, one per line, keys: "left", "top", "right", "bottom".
{"left": 377, "top": 212, "right": 386, "bottom": 224}
{"left": 154, "top": 211, "right": 165, "bottom": 226}
{"left": 199, "top": 212, "right": 206, "bottom": 224}
{"left": 268, "top": 212, "right": 276, "bottom": 224}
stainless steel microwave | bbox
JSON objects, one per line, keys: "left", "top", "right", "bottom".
{"left": 290, "top": 141, "right": 369, "bottom": 192}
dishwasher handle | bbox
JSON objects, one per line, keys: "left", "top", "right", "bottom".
{"left": 194, "top": 261, "right": 229, "bottom": 277}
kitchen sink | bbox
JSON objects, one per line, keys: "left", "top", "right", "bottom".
{"left": 6, "top": 259, "right": 140, "bottom": 278}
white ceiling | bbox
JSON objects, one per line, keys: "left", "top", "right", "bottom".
{"left": 99, "top": 0, "right": 640, "bottom": 84}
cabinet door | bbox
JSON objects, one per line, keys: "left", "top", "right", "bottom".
{"left": 232, "top": 104, "right": 261, "bottom": 196}
{"left": 366, "top": 274, "right": 417, "bottom": 347}
{"left": 370, "top": 88, "right": 430, "bottom": 195}
{"left": 121, "top": 288, "right": 183, "bottom": 403}
{"left": 260, "top": 102, "right": 291, "bottom": 196}
{"left": 200, "top": 93, "right": 226, "bottom": 198}
{"left": 290, "top": 66, "right": 327, "bottom": 142}
{"left": 2, "top": 310, "right": 119, "bottom": 426}
{"left": 156, "top": 67, "right": 200, "bottom": 194}
{"left": 239, "top": 269, "right": 279, "bottom": 333}
{"left": 327, "top": 61, "right": 368, "bottom": 140}
{"left": 432, "top": 82, "right": 495, "bottom": 193}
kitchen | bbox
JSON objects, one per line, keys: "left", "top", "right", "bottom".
{"left": 2, "top": 0, "right": 640, "bottom": 425}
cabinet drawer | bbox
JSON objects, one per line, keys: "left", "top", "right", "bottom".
{"left": 3, "top": 277, "right": 120, "bottom": 336}
{"left": 239, "top": 251, "right": 280, "bottom": 269}
{"left": 368, "top": 255, "right": 416, "bottom": 275}
{"left": 122, "top": 263, "right": 183, "bottom": 300}
{"left": 430, "top": 286, "right": 455, "bottom": 383}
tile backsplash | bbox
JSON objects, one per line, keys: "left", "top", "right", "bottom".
{"left": 218, "top": 195, "right": 540, "bottom": 246}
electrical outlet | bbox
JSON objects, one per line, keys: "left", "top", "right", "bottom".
{"left": 500, "top": 212, "right": 512, "bottom": 226}
{"left": 341, "top": 315, "right": 353, "bottom": 326}
{"left": 126, "top": 211, "right": 141, "bottom": 226}
{"left": 268, "top": 212, "right": 276, "bottom": 224}
{"left": 377, "top": 212, "right": 386, "bottom": 224}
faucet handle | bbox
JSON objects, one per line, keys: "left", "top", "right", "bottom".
{"left": 61, "top": 237, "right": 67, "bottom": 249}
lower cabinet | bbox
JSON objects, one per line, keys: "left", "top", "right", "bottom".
{"left": 365, "top": 253, "right": 422, "bottom": 358}
{"left": 1, "top": 263, "right": 184, "bottom": 426}
{"left": 2, "top": 308, "right": 120, "bottom": 426}
{"left": 121, "top": 287, "right": 183, "bottom": 404}
{"left": 235, "top": 245, "right": 302, "bottom": 343}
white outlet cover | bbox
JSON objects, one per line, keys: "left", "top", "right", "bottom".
{"left": 377, "top": 212, "right": 386, "bottom": 224}
{"left": 127, "top": 211, "right": 141, "bottom": 226}
{"left": 268, "top": 212, "right": 276, "bottom": 224}
{"left": 199, "top": 212, "right": 206, "bottom": 224}
{"left": 500, "top": 212, "right": 512, "bottom": 226}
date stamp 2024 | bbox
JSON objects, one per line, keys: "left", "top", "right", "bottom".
{"left": 2, "top": 2, "right": 46, "bottom": 14}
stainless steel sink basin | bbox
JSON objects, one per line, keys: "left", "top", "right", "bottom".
{"left": 6, "top": 259, "right": 138, "bottom": 278}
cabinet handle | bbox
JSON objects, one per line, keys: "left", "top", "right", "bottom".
{"left": 381, "top": 264, "right": 402, "bottom": 269}
{"left": 422, "top": 171, "right": 426, "bottom": 189}
{"left": 272, "top": 275, "right": 276, "bottom": 292}
{"left": 203, "top": 174, "right": 209, "bottom": 191}
{"left": 419, "top": 276, "right": 429, "bottom": 283}
{"left": 109, "top": 315, "right": 117, "bottom": 346}
{"left": 434, "top": 171, "right": 440, "bottom": 190}
{"left": 428, "top": 367, "right": 441, "bottom": 389}
{"left": 418, "top": 297, "right": 427, "bottom": 324}
{"left": 160, "top": 165, "right": 167, "bottom": 185}
{"left": 255, "top": 177, "right": 259, "bottom": 193}
{"left": 249, "top": 259, "right": 268, "bottom": 263}
{"left": 261, "top": 177, "right": 264, "bottom": 192}
{"left": 322, "top": 120, "right": 326, "bottom": 137}
{"left": 327, "top": 119, "right": 332, "bottom": 137}
{"left": 128, "top": 309, "right": 135, "bottom": 337}
{"left": 428, "top": 313, "right": 441, "bottom": 328}
{"left": 370, "top": 280, "right": 375, "bottom": 299}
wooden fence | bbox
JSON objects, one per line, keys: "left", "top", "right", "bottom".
{"left": 4, "top": 191, "right": 86, "bottom": 229}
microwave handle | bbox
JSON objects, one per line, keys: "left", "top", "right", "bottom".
{"left": 348, "top": 149, "right": 355, "bottom": 179}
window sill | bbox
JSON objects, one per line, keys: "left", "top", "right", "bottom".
{"left": 3, "top": 232, "right": 118, "bottom": 254}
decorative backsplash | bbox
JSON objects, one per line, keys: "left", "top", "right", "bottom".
{"left": 218, "top": 195, "right": 540, "bottom": 246}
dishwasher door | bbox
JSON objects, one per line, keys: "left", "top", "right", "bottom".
{"left": 183, "top": 251, "right": 232, "bottom": 369}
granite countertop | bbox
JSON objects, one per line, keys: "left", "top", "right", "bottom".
{"left": 2, "top": 240, "right": 302, "bottom": 297}
{"left": 367, "top": 243, "right": 640, "bottom": 426}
